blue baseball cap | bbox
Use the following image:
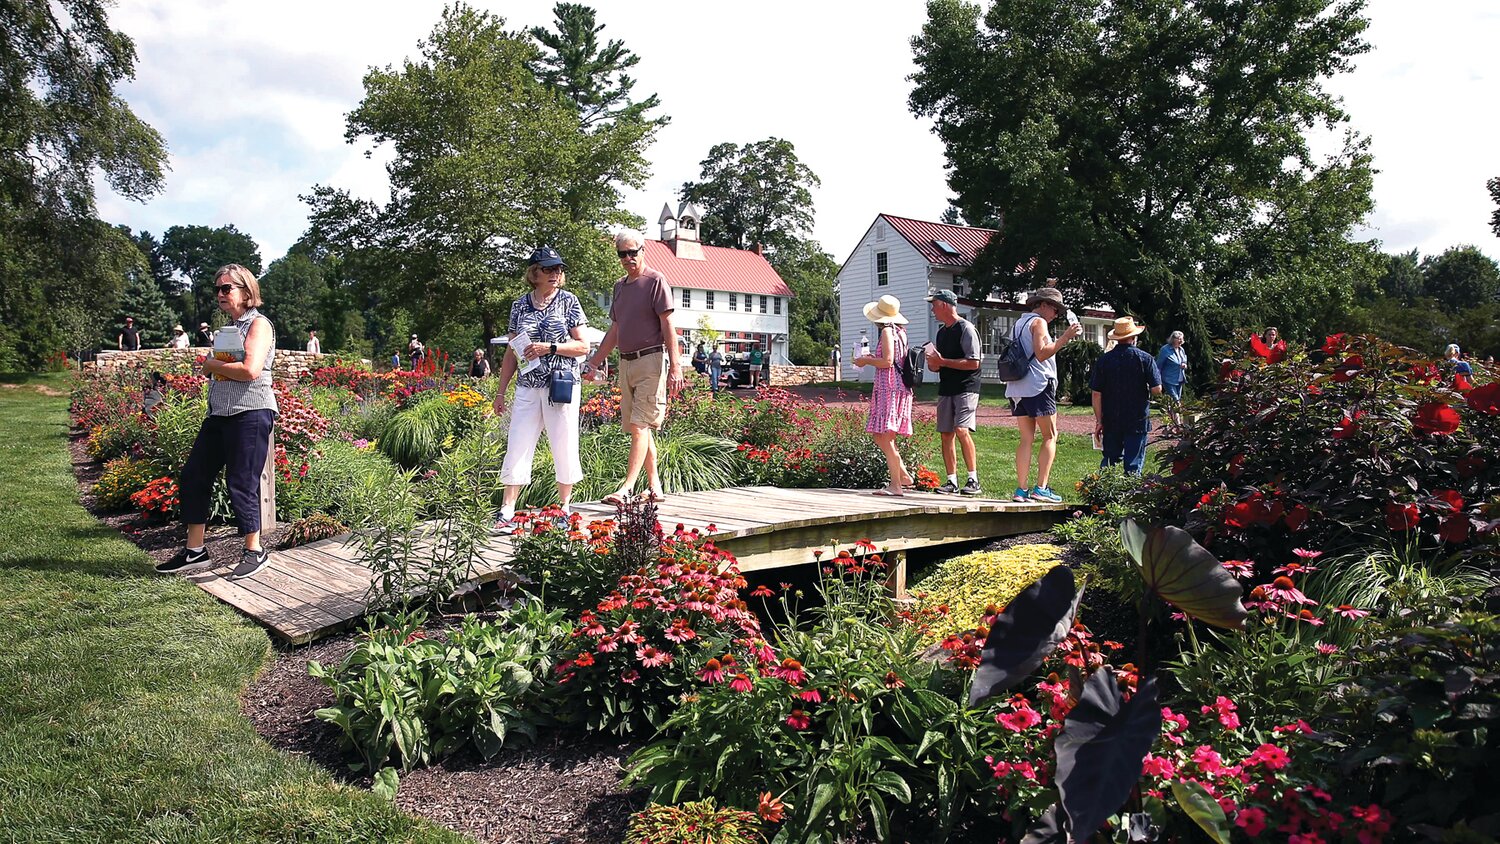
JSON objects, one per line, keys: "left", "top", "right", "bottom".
{"left": 528, "top": 246, "right": 566, "bottom": 269}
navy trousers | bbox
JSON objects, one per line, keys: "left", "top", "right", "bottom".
{"left": 180, "top": 409, "right": 275, "bottom": 534}
{"left": 1101, "top": 428, "right": 1148, "bottom": 475}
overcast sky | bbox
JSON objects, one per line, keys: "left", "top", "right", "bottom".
{"left": 96, "top": 0, "right": 1500, "bottom": 268}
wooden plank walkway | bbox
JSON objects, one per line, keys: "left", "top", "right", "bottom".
{"left": 188, "top": 486, "right": 1066, "bottom": 644}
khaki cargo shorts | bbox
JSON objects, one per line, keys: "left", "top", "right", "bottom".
{"left": 618, "top": 351, "right": 667, "bottom": 430}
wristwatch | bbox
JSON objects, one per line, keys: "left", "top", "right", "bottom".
{"left": 549, "top": 342, "right": 557, "bottom": 356}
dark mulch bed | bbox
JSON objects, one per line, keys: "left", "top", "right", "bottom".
{"left": 69, "top": 430, "right": 646, "bottom": 843}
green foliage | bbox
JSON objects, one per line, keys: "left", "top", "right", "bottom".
{"left": 775, "top": 241, "right": 841, "bottom": 366}
{"left": 147, "top": 392, "right": 208, "bottom": 474}
{"left": 85, "top": 412, "right": 151, "bottom": 462}
{"left": 528, "top": 2, "right": 667, "bottom": 130}
{"left": 303, "top": 2, "right": 656, "bottom": 348}
{"left": 1166, "top": 620, "right": 1349, "bottom": 729}
{"left": 680, "top": 138, "right": 820, "bottom": 258}
{"left": 625, "top": 799, "right": 765, "bottom": 844}
{"left": 308, "top": 605, "right": 570, "bottom": 774}
{"left": 159, "top": 224, "right": 262, "bottom": 326}
{"left": 258, "top": 252, "right": 330, "bottom": 348}
{"left": 378, "top": 393, "right": 461, "bottom": 469}
{"left": 111, "top": 239, "right": 178, "bottom": 345}
{"left": 1055, "top": 339, "right": 1103, "bottom": 406}
{"left": 1305, "top": 545, "right": 1498, "bottom": 619}
{"left": 1324, "top": 600, "right": 1500, "bottom": 834}
{"left": 1420, "top": 245, "right": 1500, "bottom": 313}
{"left": 509, "top": 513, "right": 629, "bottom": 615}
{"left": 909, "top": 0, "right": 1376, "bottom": 385}
{"left": 653, "top": 431, "right": 742, "bottom": 496}
{"left": 627, "top": 567, "right": 1008, "bottom": 843}
{"left": 93, "top": 456, "right": 165, "bottom": 510}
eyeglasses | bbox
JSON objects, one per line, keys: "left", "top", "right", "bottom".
{"left": 215, "top": 284, "right": 240, "bottom": 295}
{"left": 616, "top": 248, "right": 642, "bottom": 258}
{"left": 541, "top": 265, "right": 565, "bottom": 274}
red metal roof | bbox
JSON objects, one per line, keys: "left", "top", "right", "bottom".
{"left": 880, "top": 214, "right": 997, "bottom": 268}
{"left": 642, "top": 240, "right": 793, "bottom": 297}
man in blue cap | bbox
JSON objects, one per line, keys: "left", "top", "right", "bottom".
{"left": 925, "top": 289, "right": 983, "bottom": 494}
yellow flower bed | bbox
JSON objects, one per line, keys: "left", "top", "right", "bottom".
{"left": 443, "top": 384, "right": 487, "bottom": 409}
{"left": 911, "top": 543, "right": 1065, "bottom": 641}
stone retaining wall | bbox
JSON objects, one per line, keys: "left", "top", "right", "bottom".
{"left": 769, "top": 365, "right": 835, "bottom": 387}
{"left": 88, "top": 348, "right": 328, "bottom": 382}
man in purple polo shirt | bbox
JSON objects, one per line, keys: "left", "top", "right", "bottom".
{"left": 585, "top": 228, "right": 685, "bottom": 505}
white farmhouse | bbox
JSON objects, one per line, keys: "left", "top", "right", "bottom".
{"left": 645, "top": 202, "right": 794, "bottom": 364}
{"left": 836, "top": 214, "right": 1117, "bottom": 382}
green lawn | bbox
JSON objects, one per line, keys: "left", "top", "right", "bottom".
{"left": 0, "top": 375, "right": 459, "bottom": 843}
{"left": 804, "top": 381, "right": 1095, "bottom": 414}
{"left": 907, "top": 421, "right": 1099, "bottom": 500}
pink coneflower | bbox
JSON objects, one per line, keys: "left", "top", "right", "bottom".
{"left": 1263, "top": 576, "right": 1317, "bottom": 606}
{"left": 1291, "top": 548, "right": 1323, "bottom": 561}
{"left": 1315, "top": 643, "right": 1339, "bottom": 655}
{"left": 637, "top": 646, "right": 672, "bottom": 668}
{"left": 785, "top": 709, "right": 811, "bottom": 730}
{"left": 883, "top": 671, "right": 906, "bottom": 689}
{"left": 729, "top": 673, "right": 753, "bottom": 693}
{"left": 775, "top": 658, "right": 807, "bottom": 686}
{"left": 696, "top": 658, "right": 726, "bottom": 684}
{"left": 664, "top": 619, "right": 697, "bottom": 643}
{"left": 798, "top": 688, "right": 823, "bottom": 703}
{"left": 1222, "top": 559, "right": 1255, "bottom": 578}
{"left": 1287, "top": 608, "right": 1326, "bottom": 626}
{"left": 595, "top": 635, "right": 619, "bottom": 653}
{"left": 1273, "top": 561, "right": 1318, "bottom": 577}
{"left": 1333, "top": 604, "right": 1370, "bottom": 619}
{"left": 621, "top": 668, "right": 640, "bottom": 684}
{"left": 751, "top": 584, "right": 774, "bottom": 598}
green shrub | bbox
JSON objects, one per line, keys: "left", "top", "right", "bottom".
{"left": 625, "top": 800, "right": 766, "bottom": 844}
{"left": 308, "top": 604, "right": 570, "bottom": 775}
{"left": 146, "top": 393, "right": 207, "bottom": 474}
{"left": 93, "top": 456, "right": 165, "bottom": 510}
{"left": 1159, "top": 334, "right": 1499, "bottom": 567}
{"left": 509, "top": 514, "right": 631, "bottom": 616}
{"left": 1056, "top": 338, "right": 1103, "bottom": 406}
{"left": 379, "top": 392, "right": 460, "bottom": 468}
{"left": 910, "top": 545, "right": 1063, "bottom": 640}
{"left": 85, "top": 413, "right": 151, "bottom": 462}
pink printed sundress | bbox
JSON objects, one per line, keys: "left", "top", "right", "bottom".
{"left": 866, "top": 325, "right": 913, "bottom": 436}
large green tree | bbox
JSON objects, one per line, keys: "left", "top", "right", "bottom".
{"left": 529, "top": 2, "right": 667, "bottom": 131}
{"left": 679, "top": 138, "right": 819, "bottom": 258}
{"left": 304, "top": 3, "right": 657, "bottom": 345}
{"left": 1488, "top": 176, "right": 1500, "bottom": 240}
{"left": 1420, "top": 245, "right": 1500, "bottom": 312}
{"left": 909, "top": 0, "right": 1376, "bottom": 381}
{"left": 258, "top": 253, "right": 330, "bottom": 350}
{"left": 159, "top": 224, "right": 262, "bottom": 326}
{"left": 773, "top": 239, "right": 841, "bottom": 365}
{"left": 0, "top": 0, "right": 167, "bottom": 365}
{"left": 1371, "top": 249, "right": 1424, "bottom": 305}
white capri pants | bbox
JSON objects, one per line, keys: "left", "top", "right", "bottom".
{"left": 500, "top": 384, "right": 584, "bottom": 486}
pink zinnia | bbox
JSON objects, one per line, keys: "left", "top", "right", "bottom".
{"left": 729, "top": 673, "right": 753, "bottom": 692}
{"left": 785, "top": 708, "right": 811, "bottom": 730}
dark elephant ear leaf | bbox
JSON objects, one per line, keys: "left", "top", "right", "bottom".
{"left": 1120, "top": 519, "right": 1247, "bottom": 630}
{"left": 1018, "top": 803, "right": 1067, "bottom": 844}
{"left": 968, "top": 566, "right": 1082, "bottom": 707}
{"left": 1054, "top": 670, "right": 1161, "bottom": 844}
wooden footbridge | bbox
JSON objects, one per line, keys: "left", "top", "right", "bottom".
{"left": 190, "top": 486, "right": 1066, "bottom": 644}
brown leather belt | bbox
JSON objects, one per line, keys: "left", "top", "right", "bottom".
{"left": 619, "top": 345, "right": 664, "bottom": 361}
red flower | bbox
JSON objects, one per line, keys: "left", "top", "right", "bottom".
{"left": 750, "top": 584, "right": 774, "bottom": 598}
{"left": 1245, "top": 743, "right": 1290, "bottom": 770}
{"left": 1332, "top": 411, "right": 1364, "bottom": 440}
{"left": 1321, "top": 333, "right": 1347, "bottom": 354}
{"left": 729, "top": 673, "right": 753, "bottom": 692}
{"left": 1431, "top": 489, "right": 1464, "bottom": 513}
{"left": 1410, "top": 363, "right": 1440, "bottom": 384}
{"left": 757, "top": 792, "right": 786, "bottom": 824}
{"left": 1284, "top": 503, "right": 1310, "bottom": 532}
{"left": 1413, "top": 402, "right": 1460, "bottom": 435}
{"left": 1331, "top": 355, "right": 1364, "bottom": 382}
{"left": 1439, "top": 515, "right": 1470, "bottom": 544}
{"left": 573, "top": 652, "right": 595, "bottom": 667}
{"left": 1384, "top": 501, "right": 1419, "bottom": 531}
{"left": 1236, "top": 806, "right": 1269, "bottom": 837}
{"left": 1249, "top": 334, "right": 1286, "bottom": 363}
{"left": 1465, "top": 381, "right": 1500, "bottom": 415}
{"left": 785, "top": 708, "right": 811, "bottom": 730}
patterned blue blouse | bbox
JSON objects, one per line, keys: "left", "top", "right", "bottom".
{"left": 507, "top": 290, "right": 587, "bottom": 389}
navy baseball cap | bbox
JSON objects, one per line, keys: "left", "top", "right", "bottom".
{"left": 528, "top": 246, "right": 566, "bottom": 268}
{"left": 926, "top": 289, "right": 959, "bottom": 305}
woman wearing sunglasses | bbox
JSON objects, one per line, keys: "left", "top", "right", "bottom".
{"left": 157, "top": 263, "right": 278, "bottom": 580}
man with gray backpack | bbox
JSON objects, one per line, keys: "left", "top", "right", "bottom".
{"left": 1002, "top": 287, "right": 1081, "bottom": 502}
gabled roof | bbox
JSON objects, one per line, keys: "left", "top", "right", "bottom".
{"left": 880, "top": 214, "right": 997, "bottom": 268}
{"left": 642, "top": 240, "right": 793, "bottom": 297}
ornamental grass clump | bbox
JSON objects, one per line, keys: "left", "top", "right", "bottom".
{"left": 911, "top": 545, "right": 1065, "bottom": 641}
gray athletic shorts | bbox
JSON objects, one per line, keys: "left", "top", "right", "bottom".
{"left": 937, "top": 393, "right": 979, "bottom": 432}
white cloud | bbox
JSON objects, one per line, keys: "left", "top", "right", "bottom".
{"left": 96, "top": 0, "right": 1499, "bottom": 269}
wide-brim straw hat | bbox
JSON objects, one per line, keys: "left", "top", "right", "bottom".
{"left": 1025, "top": 287, "right": 1066, "bottom": 310}
{"left": 863, "top": 294, "right": 908, "bottom": 325}
{"left": 1107, "top": 316, "right": 1147, "bottom": 341}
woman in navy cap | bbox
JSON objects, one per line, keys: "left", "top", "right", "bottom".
{"left": 491, "top": 246, "right": 589, "bottom": 533}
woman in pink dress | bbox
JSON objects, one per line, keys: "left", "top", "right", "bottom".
{"left": 855, "top": 295, "right": 914, "bottom": 496}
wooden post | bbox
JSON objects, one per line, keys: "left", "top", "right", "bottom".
{"left": 884, "top": 550, "right": 907, "bottom": 601}
{"left": 260, "top": 429, "right": 276, "bottom": 534}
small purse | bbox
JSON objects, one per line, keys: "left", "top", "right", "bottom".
{"left": 548, "top": 367, "right": 577, "bottom": 403}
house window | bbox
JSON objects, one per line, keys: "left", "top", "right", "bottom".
{"left": 876, "top": 251, "right": 888, "bottom": 286}
{"left": 773, "top": 297, "right": 782, "bottom": 315}
{"left": 729, "top": 293, "right": 738, "bottom": 311}
{"left": 681, "top": 288, "right": 692, "bottom": 309}
{"left": 760, "top": 295, "right": 767, "bottom": 313}
{"left": 705, "top": 291, "right": 715, "bottom": 309}
{"left": 953, "top": 276, "right": 967, "bottom": 296}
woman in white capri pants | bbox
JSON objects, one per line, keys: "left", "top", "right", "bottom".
{"left": 492, "top": 246, "right": 589, "bottom": 533}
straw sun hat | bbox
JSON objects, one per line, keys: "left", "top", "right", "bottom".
{"left": 1107, "top": 316, "right": 1147, "bottom": 341}
{"left": 862, "top": 295, "right": 908, "bottom": 325}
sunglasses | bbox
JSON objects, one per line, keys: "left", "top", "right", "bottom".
{"left": 540, "top": 265, "right": 565, "bottom": 274}
{"left": 215, "top": 284, "right": 241, "bottom": 295}
{"left": 616, "top": 248, "right": 642, "bottom": 258}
